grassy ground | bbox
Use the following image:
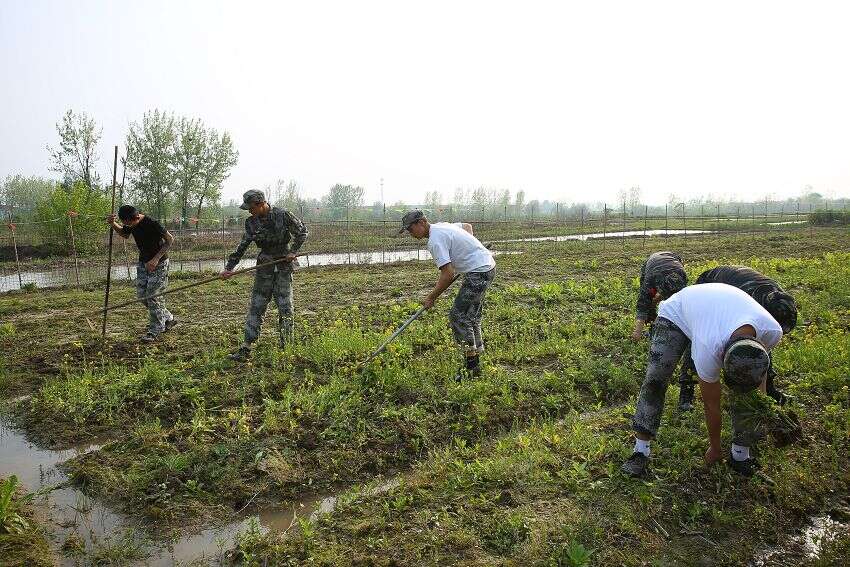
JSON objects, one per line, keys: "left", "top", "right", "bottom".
{"left": 0, "top": 228, "right": 848, "bottom": 565}
{"left": 0, "top": 476, "right": 53, "bottom": 567}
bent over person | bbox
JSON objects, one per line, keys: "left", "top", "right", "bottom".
{"left": 622, "top": 283, "right": 784, "bottom": 478}
{"left": 107, "top": 205, "right": 176, "bottom": 342}
{"left": 400, "top": 210, "right": 495, "bottom": 380}
{"left": 221, "top": 190, "right": 308, "bottom": 361}
{"left": 631, "top": 251, "right": 691, "bottom": 408}
{"left": 688, "top": 265, "right": 798, "bottom": 405}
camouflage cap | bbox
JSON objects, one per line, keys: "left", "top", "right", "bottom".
{"left": 399, "top": 210, "right": 425, "bottom": 234}
{"left": 239, "top": 189, "right": 266, "bottom": 210}
{"left": 764, "top": 291, "right": 798, "bottom": 334}
{"left": 722, "top": 338, "right": 771, "bottom": 393}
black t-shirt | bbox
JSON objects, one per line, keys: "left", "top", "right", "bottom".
{"left": 121, "top": 216, "right": 169, "bottom": 263}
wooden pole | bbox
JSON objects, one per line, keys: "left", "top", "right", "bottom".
{"left": 101, "top": 146, "right": 119, "bottom": 337}
{"left": 68, "top": 212, "right": 81, "bottom": 286}
{"left": 7, "top": 212, "right": 23, "bottom": 289}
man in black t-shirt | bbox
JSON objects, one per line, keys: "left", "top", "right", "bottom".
{"left": 107, "top": 205, "right": 176, "bottom": 342}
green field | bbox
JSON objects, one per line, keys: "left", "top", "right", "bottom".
{"left": 1, "top": 229, "right": 848, "bottom": 565}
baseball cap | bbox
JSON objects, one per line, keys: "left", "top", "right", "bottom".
{"left": 399, "top": 210, "right": 425, "bottom": 234}
{"left": 240, "top": 189, "right": 266, "bottom": 210}
{"left": 722, "top": 338, "right": 771, "bottom": 393}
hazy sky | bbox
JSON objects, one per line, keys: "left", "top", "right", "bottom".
{"left": 2, "top": 1, "right": 849, "bottom": 205}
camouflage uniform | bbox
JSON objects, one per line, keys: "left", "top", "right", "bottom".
{"left": 449, "top": 268, "right": 496, "bottom": 353}
{"left": 136, "top": 259, "right": 173, "bottom": 335}
{"left": 226, "top": 207, "right": 308, "bottom": 346}
{"left": 632, "top": 317, "right": 761, "bottom": 446}
{"left": 636, "top": 251, "right": 687, "bottom": 324}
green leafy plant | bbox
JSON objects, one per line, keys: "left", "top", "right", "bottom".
{"left": 0, "top": 475, "right": 31, "bottom": 534}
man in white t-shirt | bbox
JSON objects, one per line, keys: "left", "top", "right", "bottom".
{"left": 399, "top": 210, "right": 496, "bottom": 380}
{"left": 621, "top": 283, "right": 784, "bottom": 478}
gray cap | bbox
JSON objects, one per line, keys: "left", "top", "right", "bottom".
{"left": 722, "top": 338, "right": 771, "bottom": 393}
{"left": 239, "top": 189, "right": 266, "bottom": 210}
{"left": 399, "top": 210, "right": 425, "bottom": 234}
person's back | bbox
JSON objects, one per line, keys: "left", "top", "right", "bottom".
{"left": 696, "top": 265, "right": 797, "bottom": 333}
{"left": 426, "top": 222, "right": 495, "bottom": 274}
{"left": 659, "top": 283, "right": 782, "bottom": 381}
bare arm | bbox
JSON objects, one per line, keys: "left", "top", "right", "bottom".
{"left": 152, "top": 231, "right": 173, "bottom": 262}
{"left": 106, "top": 215, "right": 130, "bottom": 239}
{"left": 423, "top": 263, "right": 456, "bottom": 309}
{"left": 461, "top": 223, "right": 473, "bottom": 235}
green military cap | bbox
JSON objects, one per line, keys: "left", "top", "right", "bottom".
{"left": 239, "top": 189, "right": 266, "bottom": 210}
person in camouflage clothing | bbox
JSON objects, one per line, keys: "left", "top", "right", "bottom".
{"left": 679, "top": 265, "right": 798, "bottom": 405}
{"left": 221, "top": 190, "right": 308, "bottom": 361}
{"left": 622, "top": 283, "right": 784, "bottom": 479}
{"left": 631, "top": 251, "right": 691, "bottom": 409}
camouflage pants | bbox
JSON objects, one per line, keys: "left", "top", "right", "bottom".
{"left": 449, "top": 268, "right": 495, "bottom": 354}
{"left": 244, "top": 266, "right": 293, "bottom": 345}
{"left": 136, "top": 259, "right": 173, "bottom": 334}
{"left": 632, "top": 317, "right": 761, "bottom": 446}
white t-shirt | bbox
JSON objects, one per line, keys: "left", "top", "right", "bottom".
{"left": 658, "top": 283, "right": 783, "bottom": 383}
{"left": 426, "top": 222, "right": 496, "bottom": 274}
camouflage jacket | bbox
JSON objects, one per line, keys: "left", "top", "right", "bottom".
{"left": 225, "top": 207, "right": 308, "bottom": 271}
{"left": 636, "top": 251, "right": 686, "bottom": 321}
{"left": 695, "top": 265, "right": 797, "bottom": 332}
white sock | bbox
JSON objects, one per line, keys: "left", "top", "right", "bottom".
{"left": 731, "top": 444, "right": 750, "bottom": 461}
{"left": 634, "top": 438, "right": 651, "bottom": 457}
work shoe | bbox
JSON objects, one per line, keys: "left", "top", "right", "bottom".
{"left": 678, "top": 383, "right": 695, "bottom": 412}
{"left": 621, "top": 452, "right": 650, "bottom": 478}
{"left": 228, "top": 346, "right": 251, "bottom": 362}
{"left": 728, "top": 452, "right": 760, "bottom": 477}
{"left": 140, "top": 332, "right": 159, "bottom": 343}
{"left": 163, "top": 317, "right": 177, "bottom": 332}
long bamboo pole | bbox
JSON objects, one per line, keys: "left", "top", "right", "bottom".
{"left": 101, "top": 146, "right": 119, "bottom": 337}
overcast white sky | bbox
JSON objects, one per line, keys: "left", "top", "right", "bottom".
{"left": 1, "top": 1, "right": 849, "bottom": 205}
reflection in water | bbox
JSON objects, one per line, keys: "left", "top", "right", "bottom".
{"left": 0, "top": 413, "right": 401, "bottom": 565}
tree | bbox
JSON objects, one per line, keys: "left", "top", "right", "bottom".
{"left": 47, "top": 109, "right": 102, "bottom": 197}
{"left": 1, "top": 175, "right": 54, "bottom": 220}
{"left": 126, "top": 110, "right": 178, "bottom": 220}
{"left": 424, "top": 190, "right": 442, "bottom": 211}
{"left": 322, "top": 184, "right": 365, "bottom": 219}
{"left": 172, "top": 117, "right": 206, "bottom": 226}
{"left": 275, "top": 180, "right": 304, "bottom": 212}
{"left": 628, "top": 185, "right": 642, "bottom": 214}
{"left": 35, "top": 181, "right": 110, "bottom": 254}
{"left": 193, "top": 128, "right": 238, "bottom": 222}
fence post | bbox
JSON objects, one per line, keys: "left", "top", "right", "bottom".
{"left": 643, "top": 205, "right": 648, "bottom": 247}
{"left": 752, "top": 204, "right": 756, "bottom": 242}
{"left": 299, "top": 203, "right": 310, "bottom": 267}
{"left": 347, "top": 204, "right": 352, "bottom": 265}
{"left": 700, "top": 204, "right": 705, "bottom": 241}
{"left": 809, "top": 203, "right": 813, "bottom": 238}
{"left": 664, "top": 204, "right": 668, "bottom": 238}
{"left": 602, "top": 204, "right": 607, "bottom": 250}
{"left": 67, "top": 211, "right": 81, "bottom": 286}
{"left": 382, "top": 203, "right": 387, "bottom": 264}
{"left": 7, "top": 213, "right": 23, "bottom": 289}
{"left": 221, "top": 212, "right": 227, "bottom": 270}
{"left": 622, "top": 201, "right": 626, "bottom": 248}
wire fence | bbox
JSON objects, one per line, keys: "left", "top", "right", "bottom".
{"left": 0, "top": 202, "right": 842, "bottom": 293}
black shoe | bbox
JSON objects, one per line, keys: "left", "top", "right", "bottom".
{"left": 163, "top": 317, "right": 177, "bottom": 332}
{"left": 228, "top": 346, "right": 251, "bottom": 362}
{"left": 621, "top": 451, "right": 650, "bottom": 478}
{"left": 678, "top": 383, "right": 695, "bottom": 412}
{"left": 140, "top": 332, "right": 159, "bottom": 343}
{"left": 728, "top": 452, "right": 759, "bottom": 477}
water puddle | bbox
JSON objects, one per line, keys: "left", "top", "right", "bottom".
{"left": 0, "top": 411, "right": 401, "bottom": 565}
{"left": 494, "top": 228, "right": 713, "bottom": 243}
{"left": 751, "top": 499, "right": 850, "bottom": 565}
